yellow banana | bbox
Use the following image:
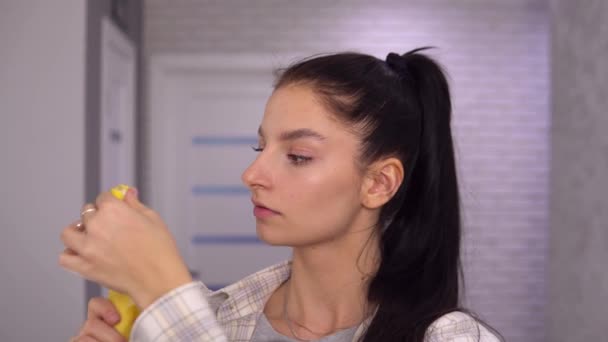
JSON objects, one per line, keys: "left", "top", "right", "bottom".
{"left": 108, "top": 184, "right": 140, "bottom": 340}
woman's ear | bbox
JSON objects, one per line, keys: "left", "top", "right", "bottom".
{"left": 361, "top": 157, "right": 404, "bottom": 209}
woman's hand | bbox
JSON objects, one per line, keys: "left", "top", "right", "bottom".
{"left": 59, "top": 188, "right": 193, "bottom": 309}
{"left": 70, "top": 297, "right": 125, "bottom": 342}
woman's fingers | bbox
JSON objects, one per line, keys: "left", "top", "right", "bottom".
{"left": 64, "top": 247, "right": 78, "bottom": 256}
{"left": 58, "top": 222, "right": 90, "bottom": 275}
{"left": 71, "top": 336, "right": 99, "bottom": 342}
{"left": 76, "top": 318, "right": 126, "bottom": 342}
{"left": 60, "top": 222, "right": 86, "bottom": 256}
{"left": 69, "top": 297, "right": 126, "bottom": 342}
{"left": 87, "top": 297, "right": 121, "bottom": 324}
{"left": 58, "top": 249, "right": 87, "bottom": 275}
{"left": 79, "top": 203, "right": 98, "bottom": 229}
{"left": 96, "top": 188, "right": 155, "bottom": 220}
{"left": 72, "top": 335, "right": 101, "bottom": 342}
{"left": 94, "top": 191, "right": 124, "bottom": 211}
{"left": 122, "top": 188, "right": 148, "bottom": 213}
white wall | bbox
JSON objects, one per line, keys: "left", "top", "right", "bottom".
{"left": 0, "top": 1, "right": 86, "bottom": 341}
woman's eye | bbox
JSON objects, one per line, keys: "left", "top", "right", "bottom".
{"left": 287, "top": 154, "right": 312, "bottom": 166}
{"left": 251, "top": 146, "right": 311, "bottom": 166}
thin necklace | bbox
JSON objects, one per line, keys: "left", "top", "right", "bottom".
{"left": 282, "top": 279, "right": 360, "bottom": 341}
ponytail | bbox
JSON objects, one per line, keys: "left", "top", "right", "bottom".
{"left": 362, "top": 48, "right": 462, "bottom": 342}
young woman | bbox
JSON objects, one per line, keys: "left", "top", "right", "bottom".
{"left": 61, "top": 48, "right": 502, "bottom": 341}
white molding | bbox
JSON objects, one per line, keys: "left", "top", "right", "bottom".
{"left": 100, "top": 16, "right": 136, "bottom": 193}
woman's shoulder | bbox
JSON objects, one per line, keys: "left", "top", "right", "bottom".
{"left": 425, "top": 311, "right": 502, "bottom": 342}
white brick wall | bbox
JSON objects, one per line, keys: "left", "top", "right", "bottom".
{"left": 144, "top": 1, "right": 549, "bottom": 341}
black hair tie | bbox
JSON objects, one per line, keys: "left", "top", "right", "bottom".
{"left": 385, "top": 52, "right": 409, "bottom": 77}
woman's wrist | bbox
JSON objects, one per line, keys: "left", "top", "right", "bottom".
{"left": 132, "top": 267, "right": 194, "bottom": 310}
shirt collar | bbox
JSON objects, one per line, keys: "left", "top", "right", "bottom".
{"left": 211, "top": 260, "right": 291, "bottom": 321}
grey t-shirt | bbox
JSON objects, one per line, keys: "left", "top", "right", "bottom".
{"left": 251, "top": 314, "right": 359, "bottom": 342}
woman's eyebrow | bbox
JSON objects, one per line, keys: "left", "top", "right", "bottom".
{"left": 257, "top": 127, "right": 327, "bottom": 142}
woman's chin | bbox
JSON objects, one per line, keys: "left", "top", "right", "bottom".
{"left": 255, "top": 224, "right": 283, "bottom": 246}
{"left": 255, "top": 224, "right": 327, "bottom": 248}
{"left": 255, "top": 224, "right": 289, "bottom": 246}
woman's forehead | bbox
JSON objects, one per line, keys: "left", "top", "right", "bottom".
{"left": 261, "top": 85, "right": 355, "bottom": 140}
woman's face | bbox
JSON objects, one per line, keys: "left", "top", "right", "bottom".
{"left": 241, "top": 84, "right": 370, "bottom": 247}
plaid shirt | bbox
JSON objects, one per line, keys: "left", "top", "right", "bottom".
{"left": 130, "top": 261, "right": 500, "bottom": 341}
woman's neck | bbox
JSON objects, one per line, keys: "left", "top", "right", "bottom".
{"left": 284, "top": 228, "right": 380, "bottom": 334}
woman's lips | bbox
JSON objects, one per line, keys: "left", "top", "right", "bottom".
{"left": 253, "top": 205, "right": 279, "bottom": 219}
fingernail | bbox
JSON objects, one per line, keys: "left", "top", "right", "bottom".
{"left": 107, "top": 312, "right": 120, "bottom": 323}
{"left": 128, "top": 188, "right": 138, "bottom": 198}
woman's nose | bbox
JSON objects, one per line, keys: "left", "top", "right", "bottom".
{"left": 241, "top": 154, "right": 270, "bottom": 190}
